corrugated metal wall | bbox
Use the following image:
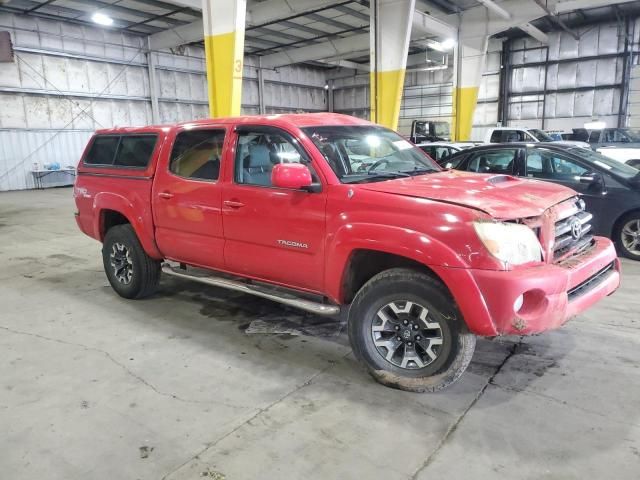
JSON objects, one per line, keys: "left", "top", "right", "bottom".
{"left": 0, "top": 130, "right": 92, "bottom": 191}
{"left": 506, "top": 20, "right": 638, "bottom": 130}
{"left": 331, "top": 38, "right": 502, "bottom": 139}
{"left": 0, "top": 12, "right": 327, "bottom": 191}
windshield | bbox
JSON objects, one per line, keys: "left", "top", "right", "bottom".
{"left": 434, "top": 122, "right": 450, "bottom": 137}
{"left": 568, "top": 147, "right": 640, "bottom": 180}
{"left": 620, "top": 129, "right": 640, "bottom": 142}
{"left": 529, "top": 129, "right": 554, "bottom": 142}
{"left": 302, "top": 125, "right": 440, "bottom": 183}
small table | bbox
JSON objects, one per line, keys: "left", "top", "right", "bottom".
{"left": 31, "top": 168, "right": 76, "bottom": 189}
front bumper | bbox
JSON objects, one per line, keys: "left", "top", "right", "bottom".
{"left": 433, "top": 236, "right": 620, "bottom": 336}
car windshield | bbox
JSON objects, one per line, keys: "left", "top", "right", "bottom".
{"left": 568, "top": 147, "right": 640, "bottom": 180}
{"left": 621, "top": 129, "right": 640, "bottom": 142}
{"left": 302, "top": 125, "right": 439, "bottom": 183}
{"left": 434, "top": 122, "right": 450, "bottom": 137}
{"left": 529, "top": 129, "right": 554, "bottom": 142}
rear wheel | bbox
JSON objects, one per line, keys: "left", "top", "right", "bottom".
{"left": 348, "top": 268, "right": 476, "bottom": 392}
{"left": 616, "top": 213, "right": 640, "bottom": 260}
{"left": 102, "top": 224, "right": 161, "bottom": 299}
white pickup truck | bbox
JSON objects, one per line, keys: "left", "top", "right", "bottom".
{"left": 485, "top": 127, "right": 589, "bottom": 148}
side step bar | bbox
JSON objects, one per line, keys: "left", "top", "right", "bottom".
{"left": 161, "top": 264, "right": 340, "bottom": 316}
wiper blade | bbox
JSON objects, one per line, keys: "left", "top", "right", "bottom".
{"left": 401, "top": 168, "right": 437, "bottom": 176}
{"left": 367, "top": 171, "right": 411, "bottom": 177}
{"left": 342, "top": 171, "right": 410, "bottom": 184}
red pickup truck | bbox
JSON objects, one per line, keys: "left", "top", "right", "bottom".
{"left": 74, "top": 113, "right": 620, "bottom": 392}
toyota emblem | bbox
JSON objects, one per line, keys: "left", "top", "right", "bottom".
{"left": 570, "top": 219, "right": 582, "bottom": 240}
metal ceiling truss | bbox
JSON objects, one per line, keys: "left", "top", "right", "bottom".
{"left": 0, "top": 0, "right": 201, "bottom": 35}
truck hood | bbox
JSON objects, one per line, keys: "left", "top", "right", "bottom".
{"left": 359, "top": 170, "right": 576, "bottom": 219}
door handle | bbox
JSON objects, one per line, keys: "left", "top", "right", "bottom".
{"left": 158, "top": 191, "right": 174, "bottom": 199}
{"left": 223, "top": 200, "right": 245, "bottom": 208}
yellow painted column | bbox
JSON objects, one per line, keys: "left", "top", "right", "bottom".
{"left": 370, "top": 0, "right": 415, "bottom": 130}
{"left": 452, "top": 39, "right": 488, "bottom": 141}
{"left": 203, "top": 0, "right": 247, "bottom": 118}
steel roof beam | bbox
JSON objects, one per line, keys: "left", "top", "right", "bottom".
{"left": 519, "top": 22, "right": 549, "bottom": 43}
{"left": 333, "top": 4, "right": 370, "bottom": 22}
{"left": 554, "top": 0, "right": 636, "bottom": 13}
{"left": 25, "top": 0, "right": 57, "bottom": 14}
{"left": 306, "top": 13, "right": 357, "bottom": 31}
{"left": 124, "top": 0, "right": 200, "bottom": 16}
{"left": 149, "top": 0, "right": 356, "bottom": 50}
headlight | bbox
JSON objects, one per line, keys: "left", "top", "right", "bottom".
{"left": 474, "top": 221, "right": 542, "bottom": 266}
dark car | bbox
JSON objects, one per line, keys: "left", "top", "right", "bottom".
{"left": 442, "top": 143, "right": 640, "bottom": 259}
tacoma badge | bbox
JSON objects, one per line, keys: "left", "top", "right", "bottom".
{"left": 277, "top": 240, "right": 309, "bottom": 249}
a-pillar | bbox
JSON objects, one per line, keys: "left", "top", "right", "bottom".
{"left": 203, "top": 0, "right": 247, "bottom": 118}
{"left": 369, "top": 0, "right": 415, "bottom": 130}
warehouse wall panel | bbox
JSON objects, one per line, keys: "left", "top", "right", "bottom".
{"left": 0, "top": 12, "right": 330, "bottom": 190}
{"left": 507, "top": 20, "right": 634, "bottom": 130}
{"left": 0, "top": 130, "right": 93, "bottom": 191}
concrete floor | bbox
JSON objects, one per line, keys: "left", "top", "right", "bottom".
{"left": 1, "top": 187, "right": 639, "bottom": 480}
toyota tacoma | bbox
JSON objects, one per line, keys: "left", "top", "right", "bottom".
{"left": 74, "top": 113, "right": 620, "bottom": 392}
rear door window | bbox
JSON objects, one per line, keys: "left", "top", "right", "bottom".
{"left": 503, "top": 130, "right": 525, "bottom": 142}
{"left": 489, "top": 130, "right": 503, "bottom": 142}
{"left": 169, "top": 129, "right": 225, "bottom": 181}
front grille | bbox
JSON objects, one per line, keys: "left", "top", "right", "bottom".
{"left": 553, "top": 200, "right": 594, "bottom": 261}
{"left": 567, "top": 262, "right": 615, "bottom": 301}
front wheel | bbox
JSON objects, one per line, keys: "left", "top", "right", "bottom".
{"left": 348, "top": 268, "right": 476, "bottom": 392}
{"left": 102, "top": 224, "right": 161, "bottom": 299}
{"left": 616, "top": 213, "right": 640, "bottom": 260}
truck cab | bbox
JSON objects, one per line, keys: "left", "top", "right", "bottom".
{"left": 486, "top": 127, "right": 589, "bottom": 148}
{"left": 571, "top": 128, "right": 640, "bottom": 167}
{"left": 74, "top": 113, "right": 620, "bottom": 393}
{"left": 408, "top": 120, "right": 451, "bottom": 143}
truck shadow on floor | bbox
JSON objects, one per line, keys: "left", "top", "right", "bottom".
{"left": 159, "top": 276, "right": 350, "bottom": 346}
{"left": 32, "top": 264, "right": 576, "bottom": 403}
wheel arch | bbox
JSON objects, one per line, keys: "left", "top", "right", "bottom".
{"left": 92, "top": 192, "right": 163, "bottom": 259}
{"left": 325, "top": 224, "right": 466, "bottom": 304}
{"left": 611, "top": 207, "right": 640, "bottom": 238}
{"left": 339, "top": 249, "right": 447, "bottom": 304}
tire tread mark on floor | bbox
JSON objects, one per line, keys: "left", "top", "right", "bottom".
{"left": 160, "top": 353, "right": 353, "bottom": 480}
{"left": 409, "top": 338, "right": 523, "bottom": 480}
{"left": 0, "top": 325, "right": 243, "bottom": 409}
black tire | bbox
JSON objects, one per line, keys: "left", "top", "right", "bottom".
{"left": 614, "top": 212, "right": 640, "bottom": 260}
{"left": 348, "top": 268, "right": 475, "bottom": 393}
{"left": 102, "top": 224, "right": 161, "bottom": 299}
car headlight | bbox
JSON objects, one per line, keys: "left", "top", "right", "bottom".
{"left": 473, "top": 221, "right": 542, "bottom": 266}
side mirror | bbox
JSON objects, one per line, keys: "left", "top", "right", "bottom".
{"left": 272, "top": 163, "right": 316, "bottom": 191}
{"left": 579, "top": 172, "right": 604, "bottom": 189}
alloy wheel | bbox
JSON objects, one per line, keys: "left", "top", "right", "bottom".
{"left": 371, "top": 300, "right": 444, "bottom": 369}
{"left": 109, "top": 242, "right": 133, "bottom": 284}
{"left": 621, "top": 219, "right": 640, "bottom": 255}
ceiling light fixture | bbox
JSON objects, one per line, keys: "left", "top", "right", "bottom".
{"left": 416, "top": 65, "right": 448, "bottom": 72}
{"left": 91, "top": 12, "right": 113, "bottom": 26}
{"left": 441, "top": 38, "right": 456, "bottom": 50}
{"left": 426, "top": 38, "right": 456, "bottom": 52}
